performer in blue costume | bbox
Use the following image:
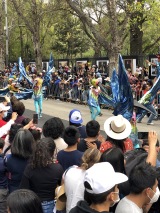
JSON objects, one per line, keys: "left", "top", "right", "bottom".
{"left": 136, "top": 53, "right": 160, "bottom": 125}
{"left": 98, "top": 54, "right": 134, "bottom": 121}
{"left": 87, "top": 79, "right": 101, "bottom": 120}
{"left": 32, "top": 73, "right": 43, "bottom": 118}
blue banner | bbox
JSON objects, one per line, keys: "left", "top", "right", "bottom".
{"left": 113, "top": 54, "right": 133, "bottom": 120}
{"left": 48, "top": 52, "right": 54, "bottom": 72}
{"left": 43, "top": 53, "right": 54, "bottom": 86}
{"left": 111, "top": 69, "right": 119, "bottom": 103}
{"left": 18, "top": 57, "right": 33, "bottom": 85}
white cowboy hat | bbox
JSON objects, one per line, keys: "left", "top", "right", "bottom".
{"left": 104, "top": 115, "right": 131, "bottom": 140}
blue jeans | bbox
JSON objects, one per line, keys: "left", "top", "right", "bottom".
{"left": 34, "top": 94, "right": 43, "bottom": 116}
{"left": 89, "top": 105, "right": 101, "bottom": 120}
{"left": 137, "top": 104, "right": 157, "bottom": 124}
{"left": 41, "top": 200, "right": 55, "bottom": 213}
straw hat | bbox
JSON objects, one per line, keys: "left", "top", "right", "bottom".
{"left": 55, "top": 184, "right": 66, "bottom": 211}
{"left": 104, "top": 115, "right": 131, "bottom": 140}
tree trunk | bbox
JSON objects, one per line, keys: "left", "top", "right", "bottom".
{"left": 108, "top": 52, "right": 119, "bottom": 76}
{"left": 33, "top": 33, "right": 42, "bottom": 72}
{"left": 65, "top": 0, "right": 126, "bottom": 76}
{"left": 130, "top": 23, "right": 143, "bottom": 56}
{"left": 0, "top": 3, "right": 5, "bottom": 70}
{"left": 129, "top": 0, "right": 144, "bottom": 57}
{"left": 19, "top": 26, "right": 24, "bottom": 59}
{"left": 94, "top": 41, "right": 101, "bottom": 58}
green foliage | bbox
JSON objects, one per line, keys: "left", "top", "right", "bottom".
{"left": 2, "top": 0, "right": 160, "bottom": 65}
{"left": 51, "top": 12, "right": 90, "bottom": 58}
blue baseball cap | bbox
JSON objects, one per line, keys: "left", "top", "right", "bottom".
{"left": 69, "top": 109, "right": 83, "bottom": 124}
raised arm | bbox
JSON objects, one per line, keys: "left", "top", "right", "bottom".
{"left": 146, "top": 131, "right": 158, "bottom": 166}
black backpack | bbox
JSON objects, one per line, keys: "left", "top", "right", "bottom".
{"left": 124, "top": 148, "right": 148, "bottom": 176}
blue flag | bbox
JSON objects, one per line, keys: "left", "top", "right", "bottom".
{"left": 48, "top": 52, "right": 54, "bottom": 72}
{"left": 13, "top": 88, "right": 33, "bottom": 100}
{"left": 43, "top": 53, "right": 54, "bottom": 86}
{"left": 113, "top": 54, "right": 134, "bottom": 120}
{"left": 18, "top": 57, "right": 33, "bottom": 85}
{"left": 139, "top": 75, "right": 160, "bottom": 111}
{"left": 111, "top": 69, "right": 119, "bottom": 103}
{"left": 98, "top": 83, "right": 116, "bottom": 108}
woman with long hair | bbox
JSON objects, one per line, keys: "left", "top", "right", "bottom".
{"left": 20, "top": 137, "right": 64, "bottom": 213}
{"left": 5, "top": 129, "right": 35, "bottom": 193}
{"left": 64, "top": 148, "right": 101, "bottom": 213}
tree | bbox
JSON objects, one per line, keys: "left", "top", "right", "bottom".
{"left": 64, "top": 0, "right": 131, "bottom": 75}
{"left": 52, "top": 13, "right": 90, "bottom": 59}
{"left": 128, "top": 0, "right": 160, "bottom": 57}
{"left": 142, "top": 0, "right": 160, "bottom": 54}
{"left": 0, "top": 0, "right": 5, "bottom": 69}
{"left": 65, "top": 0, "right": 160, "bottom": 72}
{"left": 10, "top": 0, "right": 56, "bottom": 71}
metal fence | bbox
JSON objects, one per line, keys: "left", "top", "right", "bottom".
{"left": 45, "top": 82, "right": 160, "bottom": 116}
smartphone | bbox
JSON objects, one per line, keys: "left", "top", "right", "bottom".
{"left": 33, "top": 114, "right": 38, "bottom": 124}
{"left": 138, "top": 132, "right": 148, "bottom": 139}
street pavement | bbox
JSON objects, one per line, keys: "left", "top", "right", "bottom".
{"left": 22, "top": 98, "right": 160, "bottom": 139}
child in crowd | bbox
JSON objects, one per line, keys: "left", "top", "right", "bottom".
{"left": 77, "top": 120, "right": 101, "bottom": 152}
{"left": 57, "top": 126, "right": 83, "bottom": 170}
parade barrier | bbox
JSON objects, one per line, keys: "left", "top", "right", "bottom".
{"left": 46, "top": 84, "right": 160, "bottom": 117}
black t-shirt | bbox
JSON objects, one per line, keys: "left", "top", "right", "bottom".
{"left": 77, "top": 138, "right": 101, "bottom": 152}
{"left": 70, "top": 200, "right": 112, "bottom": 213}
{"left": 77, "top": 125, "right": 87, "bottom": 138}
{"left": 20, "top": 163, "right": 63, "bottom": 202}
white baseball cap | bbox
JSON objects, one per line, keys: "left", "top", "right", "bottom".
{"left": 84, "top": 162, "right": 128, "bottom": 194}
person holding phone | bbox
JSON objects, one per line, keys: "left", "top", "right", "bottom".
{"left": 32, "top": 73, "right": 43, "bottom": 119}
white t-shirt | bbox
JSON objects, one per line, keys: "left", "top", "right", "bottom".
{"left": 64, "top": 166, "right": 86, "bottom": 213}
{"left": 115, "top": 197, "right": 143, "bottom": 213}
{"left": 0, "top": 119, "right": 14, "bottom": 138}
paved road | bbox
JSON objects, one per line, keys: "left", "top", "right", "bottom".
{"left": 22, "top": 98, "right": 160, "bottom": 139}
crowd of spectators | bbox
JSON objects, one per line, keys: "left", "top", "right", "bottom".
{"left": 1, "top": 63, "right": 159, "bottom": 107}
{"left": 0, "top": 63, "right": 160, "bottom": 213}
{"left": 0, "top": 93, "right": 159, "bottom": 213}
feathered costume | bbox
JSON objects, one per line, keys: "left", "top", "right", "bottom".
{"left": 88, "top": 54, "right": 154, "bottom": 121}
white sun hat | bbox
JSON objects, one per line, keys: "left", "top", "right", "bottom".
{"left": 104, "top": 114, "right": 131, "bottom": 140}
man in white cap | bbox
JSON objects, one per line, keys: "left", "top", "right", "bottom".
{"left": 70, "top": 162, "right": 128, "bottom": 213}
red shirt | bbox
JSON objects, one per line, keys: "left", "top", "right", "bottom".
{"left": 0, "top": 119, "right": 7, "bottom": 139}
{"left": 100, "top": 138, "right": 133, "bottom": 153}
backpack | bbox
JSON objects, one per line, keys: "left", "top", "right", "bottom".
{"left": 124, "top": 148, "right": 148, "bottom": 176}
